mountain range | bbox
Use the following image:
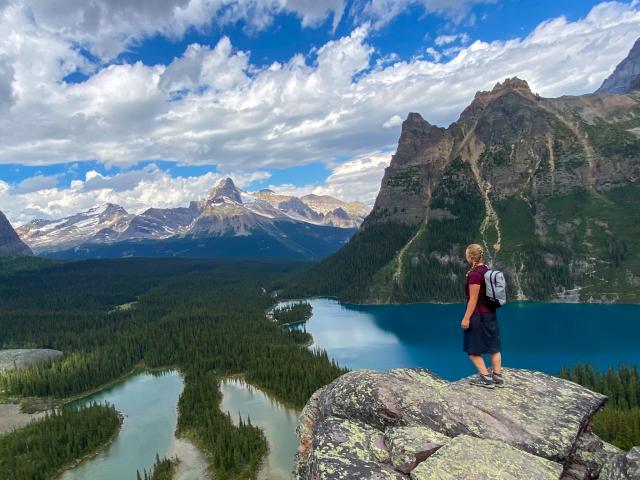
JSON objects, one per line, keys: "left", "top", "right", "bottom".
{"left": 294, "top": 38, "right": 640, "bottom": 304}
{"left": 14, "top": 178, "right": 367, "bottom": 260}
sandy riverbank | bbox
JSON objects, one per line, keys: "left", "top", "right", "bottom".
{"left": 166, "top": 437, "right": 212, "bottom": 480}
{"left": 0, "top": 403, "right": 46, "bottom": 434}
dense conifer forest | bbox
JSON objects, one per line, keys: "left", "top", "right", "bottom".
{"left": 272, "top": 301, "right": 313, "bottom": 325}
{"left": 0, "top": 256, "right": 345, "bottom": 479}
{"left": 136, "top": 454, "right": 177, "bottom": 480}
{"left": 560, "top": 364, "right": 640, "bottom": 450}
{"left": 0, "top": 404, "right": 120, "bottom": 480}
{"left": 1, "top": 254, "right": 637, "bottom": 479}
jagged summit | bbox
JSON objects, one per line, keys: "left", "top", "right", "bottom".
{"left": 597, "top": 37, "right": 640, "bottom": 94}
{"left": 90, "top": 203, "right": 129, "bottom": 216}
{"left": 467, "top": 76, "right": 536, "bottom": 111}
{"left": 405, "top": 112, "right": 427, "bottom": 124}
{"left": 300, "top": 66, "right": 640, "bottom": 303}
{"left": 207, "top": 177, "right": 242, "bottom": 203}
{"left": 18, "top": 178, "right": 368, "bottom": 254}
{"left": 491, "top": 76, "right": 532, "bottom": 93}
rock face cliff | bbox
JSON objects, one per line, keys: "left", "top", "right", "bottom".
{"left": 298, "top": 71, "right": 640, "bottom": 303}
{"left": 294, "top": 368, "right": 639, "bottom": 480}
{"left": 597, "top": 38, "right": 640, "bottom": 94}
{"left": 0, "top": 210, "right": 32, "bottom": 256}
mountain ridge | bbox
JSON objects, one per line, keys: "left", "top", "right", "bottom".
{"left": 17, "top": 178, "right": 368, "bottom": 255}
{"left": 293, "top": 53, "right": 640, "bottom": 303}
{"left": 597, "top": 37, "right": 640, "bottom": 94}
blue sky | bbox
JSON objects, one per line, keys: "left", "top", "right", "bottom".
{"left": 0, "top": 0, "right": 638, "bottom": 224}
{"left": 107, "top": 0, "right": 606, "bottom": 69}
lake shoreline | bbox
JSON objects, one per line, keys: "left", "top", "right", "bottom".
{"left": 278, "top": 294, "right": 640, "bottom": 307}
{"left": 281, "top": 298, "right": 640, "bottom": 381}
{"left": 57, "top": 369, "right": 206, "bottom": 480}
{"left": 220, "top": 377, "right": 301, "bottom": 480}
{"left": 53, "top": 412, "right": 124, "bottom": 479}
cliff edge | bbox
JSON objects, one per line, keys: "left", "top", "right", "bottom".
{"left": 294, "top": 368, "right": 640, "bottom": 479}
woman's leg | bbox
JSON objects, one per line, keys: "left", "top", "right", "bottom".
{"left": 468, "top": 354, "right": 490, "bottom": 375}
{"left": 490, "top": 352, "right": 502, "bottom": 374}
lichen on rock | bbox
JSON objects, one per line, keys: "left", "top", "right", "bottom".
{"left": 294, "top": 367, "right": 639, "bottom": 480}
{"left": 385, "top": 426, "right": 449, "bottom": 474}
{"left": 410, "top": 435, "right": 563, "bottom": 480}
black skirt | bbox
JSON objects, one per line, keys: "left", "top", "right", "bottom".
{"left": 463, "top": 311, "right": 501, "bottom": 355}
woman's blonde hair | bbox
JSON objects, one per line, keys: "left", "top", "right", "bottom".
{"left": 466, "top": 243, "right": 484, "bottom": 267}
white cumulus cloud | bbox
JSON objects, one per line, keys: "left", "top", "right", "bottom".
{"left": 0, "top": 1, "right": 639, "bottom": 223}
{"left": 0, "top": 166, "right": 271, "bottom": 225}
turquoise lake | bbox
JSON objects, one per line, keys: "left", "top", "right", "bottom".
{"left": 293, "top": 298, "right": 640, "bottom": 380}
{"left": 60, "top": 370, "right": 184, "bottom": 480}
{"left": 220, "top": 379, "right": 299, "bottom": 480}
{"left": 56, "top": 299, "right": 640, "bottom": 479}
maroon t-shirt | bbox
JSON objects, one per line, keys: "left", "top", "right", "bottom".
{"left": 465, "top": 264, "right": 495, "bottom": 313}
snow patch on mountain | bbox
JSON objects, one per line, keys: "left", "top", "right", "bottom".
{"left": 17, "top": 178, "right": 369, "bottom": 253}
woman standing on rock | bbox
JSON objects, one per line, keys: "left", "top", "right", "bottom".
{"left": 461, "top": 244, "right": 504, "bottom": 389}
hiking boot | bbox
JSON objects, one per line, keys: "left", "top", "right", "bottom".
{"left": 491, "top": 371, "right": 505, "bottom": 388}
{"left": 469, "top": 373, "right": 495, "bottom": 389}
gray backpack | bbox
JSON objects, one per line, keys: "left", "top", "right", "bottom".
{"left": 484, "top": 269, "right": 507, "bottom": 309}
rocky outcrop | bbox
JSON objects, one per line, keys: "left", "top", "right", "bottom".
{"left": 294, "top": 368, "right": 638, "bottom": 479}
{"left": 597, "top": 38, "right": 640, "bottom": 94}
{"left": 0, "top": 210, "right": 32, "bottom": 256}
{"left": 0, "top": 348, "right": 62, "bottom": 371}
{"left": 303, "top": 50, "right": 640, "bottom": 303}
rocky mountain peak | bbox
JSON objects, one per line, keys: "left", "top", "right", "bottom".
{"left": 405, "top": 112, "right": 427, "bottom": 125}
{"left": 597, "top": 37, "right": 640, "bottom": 94}
{"left": 467, "top": 76, "right": 535, "bottom": 112}
{"left": 102, "top": 203, "right": 128, "bottom": 216}
{"left": 491, "top": 76, "right": 532, "bottom": 93}
{"left": 84, "top": 203, "right": 128, "bottom": 217}
{"left": 207, "top": 177, "right": 242, "bottom": 204}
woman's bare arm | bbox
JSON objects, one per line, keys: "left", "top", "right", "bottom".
{"left": 461, "top": 284, "right": 480, "bottom": 329}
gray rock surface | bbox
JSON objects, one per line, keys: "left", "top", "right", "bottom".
{"left": 0, "top": 210, "right": 32, "bottom": 256}
{"left": 386, "top": 426, "right": 449, "bottom": 474}
{"left": 0, "top": 349, "right": 63, "bottom": 371}
{"left": 597, "top": 38, "right": 640, "bottom": 94}
{"left": 599, "top": 447, "right": 640, "bottom": 480}
{"left": 410, "top": 435, "right": 563, "bottom": 480}
{"left": 294, "top": 367, "right": 637, "bottom": 480}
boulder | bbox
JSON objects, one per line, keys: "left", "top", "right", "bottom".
{"left": 385, "top": 426, "right": 449, "bottom": 474}
{"left": 410, "top": 435, "right": 563, "bottom": 480}
{"left": 294, "top": 367, "right": 617, "bottom": 480}
{"left": 599, "top": 446, "right": 640, "bottom": 480}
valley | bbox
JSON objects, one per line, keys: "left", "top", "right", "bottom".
{"left": 0, "top": 256, "right": 345, "bottom": 480}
